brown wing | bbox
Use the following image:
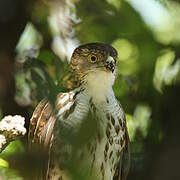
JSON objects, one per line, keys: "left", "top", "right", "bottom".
{"left": 118, "top": 126, "right": 130, "bottom": 180}
{"left": 114, "top": 109, "right": 130, "bottom": 180}
{"left": 28, "top": 91, "right": 77, "bottom": 179}
{"left": 28, "top": 99, "right": 56, "bottom": 180}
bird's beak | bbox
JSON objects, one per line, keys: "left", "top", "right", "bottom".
{"left": 105, "top": 56, "right": 116, "bottom": 73}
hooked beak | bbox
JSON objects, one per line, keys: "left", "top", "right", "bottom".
{"left": 105, "top": 56, "right": 116, "bottom": 73}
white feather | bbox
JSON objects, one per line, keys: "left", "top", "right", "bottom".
{"left": 85, "top": 70, "right": 115, "bottom": 102}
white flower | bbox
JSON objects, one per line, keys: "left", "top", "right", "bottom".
{"left": 0, "top": 115, "right": 26, "bottom": 140}
{"left": 0, "top": 135, "right": 6, "bottom": 149}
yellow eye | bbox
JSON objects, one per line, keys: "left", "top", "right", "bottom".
{"left": 88, "top": 54, "right": 98, "bottom": 63}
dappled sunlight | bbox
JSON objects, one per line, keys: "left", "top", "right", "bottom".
{"left": 0, "top": 141, "right": 24, "bottom": 179}
{"left": 112, "top": 38, "right": 139, "bottom": 76}
{"left": 16, "top": 23, "right": 42, "bottom": 58}
{"left": 48, "top": 0, "right": 79, "bottom": 61}
{"left": 127, "top": 104, "right": 151, "bottom": 141}
{"left": 15, "top": 71, "right": 32, "bottom": 106}
{"left": 1, "top": 0, "right": 180, "bottom": 179}
{"left": 0, "top": 157, "right": 8, "bottom": 168}
{"left": 51, "top": 36, "right": 79, "bottom": 62}
{"left": 128, "top": 0, "right": 169, "bottom": 28}
{"left": 133, "top": 105, "right": 151, "bottom": 138}
{"left": 155, "top": 1, "right": 180, "bottom": 44}
{"left": 153, "top": 49, "right": 180, "bottom": 92}
{"left": 106, "top": 0, "right": 122, "bottom": 10}
{"left": 128, "top": 0, "right": 180, "bottom": 44}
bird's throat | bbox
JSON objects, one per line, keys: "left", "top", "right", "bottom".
{"left": 83, "top": 71, "right": 115, "bottom": 103}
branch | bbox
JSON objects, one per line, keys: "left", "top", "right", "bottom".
{"left": 0, "top": 115, "right": 26, "bottom": 153}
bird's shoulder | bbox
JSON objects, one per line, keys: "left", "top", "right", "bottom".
{"left": 28, "top": 89, "right": 80, "bottom": 148}
{"left": 55, "top": 90, "right": 78, "bottom": 118}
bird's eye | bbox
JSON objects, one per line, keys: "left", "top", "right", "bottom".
{"left": 88, "top": 54, "right": 98, "bottom": 63}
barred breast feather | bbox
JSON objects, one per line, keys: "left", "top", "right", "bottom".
{"left": 28, "top": 87, "right": 130, "bottom": 180}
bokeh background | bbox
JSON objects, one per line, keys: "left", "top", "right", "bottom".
{"left": 0, "top": 0, "right": 180, "bottom": 179}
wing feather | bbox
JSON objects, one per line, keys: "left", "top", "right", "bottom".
{"left": 28, "top": 99, "right": 55, "bottom": 179}
{"left": 118, "top": 127, "right": 130, "bottom": 180}
{"left": 116, "top": 115, "right": 130, "bottom": 180}
{"left": 28, "top": 91, "right": 77, "bottom": 179}
{"left": 114, "top": 103, "right": 130, "bottom": 180}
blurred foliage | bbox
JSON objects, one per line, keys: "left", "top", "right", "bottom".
{"left": 127, "top": 104, "right": 151, "bottom": 142}
{"left": 0, "top": 109, "right": 2, "bottom": 120}
{"left": 1, "top": 0, "right": 180, "bottom": 179}
{"left": 0, "top": 141, "right": 24, "bottom": 158}
{"left": 153, "top": 49, "right": 180, "bottom": 92}
{"left": 0, "top": 141, "right": 24, "bottom": 179}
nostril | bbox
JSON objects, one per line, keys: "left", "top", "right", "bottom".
{"left": 106, "top": 60, "right": 110, "bottom": 64}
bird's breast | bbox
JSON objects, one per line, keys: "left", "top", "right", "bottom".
{"left": 53, "top": 90, "right": 126, "bottom": 180}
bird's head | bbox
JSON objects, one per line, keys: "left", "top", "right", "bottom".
{"left": 70, "top": 43, "right": 118, "bottom": 91}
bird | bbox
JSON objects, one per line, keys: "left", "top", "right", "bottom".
{"left": 28, "top": 42, "right": 130, "bottom": 180}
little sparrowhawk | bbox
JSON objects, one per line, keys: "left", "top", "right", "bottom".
{"left": 28, "top": 43, "right": 130, "bottom": 180}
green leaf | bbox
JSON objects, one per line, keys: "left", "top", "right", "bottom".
{"left": 0, "top": 158, "right": 9, "bottom": 168}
